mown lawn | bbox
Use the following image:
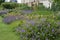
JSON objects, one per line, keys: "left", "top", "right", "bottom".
{"left": 0, "top": 16, "right": 20, "bottom": 40}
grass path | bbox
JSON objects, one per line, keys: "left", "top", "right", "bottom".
{"left": 0, "top": 17, "right": 19, "bottom": 40}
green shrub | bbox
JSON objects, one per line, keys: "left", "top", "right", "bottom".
{"left": 36, "top": 4, "right": 49, "bottom": 11}
{"left": 18, "top": 4, "right": 32, "bottom": 10}
{"left": 1, "top": 2, "right": 18, "bottom": 9}
{"left": 0, "top": 0, "right": 5, "bottom": 5}
{"left": 16, "top": 16, "right": 60, "bottom": 40}
{"left": 51, "top": 3, "right": 60, "bottom": 11}
{"left": 55, "top": 12, "right": 60, "bottom": 20}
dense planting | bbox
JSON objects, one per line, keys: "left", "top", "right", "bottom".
{"left": 0, "top": 1, "right": 60, "bottom": 40}
{"left": 0, "top": 10, "right": 9, "bottom": 16}
{"left": 19, "top": 4, "right": 32, "bottom": 10}
{"left": 14, "top": 14, "right": 60, "bottom": 40}
{"left": 16, "top": 21, "right": 59, "bottom": 40}
{"left": 1, "top": 9, "right": 60, "bottom": 40}
{"left": 3, "top": 16, "right": 16, "bottom": 24}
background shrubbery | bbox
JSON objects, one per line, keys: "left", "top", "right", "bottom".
{"left": 18, "top": 4, "right": 32, "bottom": 10}
{"left": 51, "top": 3, "right": 60, "bottom": 11}
{"left": 1, "top": 2, "right": 18, "bottom": 9}
{"left": 0, "top": 0, "right": 5, "bottom": 5}
{"left": 51, "top": 0, "right": 60, "bottom": 11}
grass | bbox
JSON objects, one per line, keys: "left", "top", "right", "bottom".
{"left": 0, "top": 16, "right": 20, "bottom": 40}
{"left": 31, "top": 11, "right": 54, "bottom": 15}
{"left": 0, "top": 5, "right": 3, "bottom": 10}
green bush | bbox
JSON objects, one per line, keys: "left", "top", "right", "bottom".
{"left": 55, "top": 12, "right": 60, "bottom": 20}
{"left": 16, "top": 16, "right": 60, "bottom": 40}
{"left": 0, "top": 5, "right": 3, "bottom": 10}
{"left": 1, "top": 2, "right": 18, "bottom": 9}
{"left": 18, "top": 4, "right": 32, "bottom": 10}
{"left": 0, "top": 0, "right": 5, "bottom": 5}
{"left": 51, "top": 3, "right": 60, "bottom": 11}
{"left": 36, "top": 4, "right": 49, "bottom": 11}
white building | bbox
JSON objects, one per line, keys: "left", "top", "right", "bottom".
{"left": 5, "top": 0, "right": 52, "bottom": 8}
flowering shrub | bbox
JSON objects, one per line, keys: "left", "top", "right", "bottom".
{"left": 15, "top": 14, "right": 60, "bottom": 40}
{"left": 0, "top": 10, "right": 7, "bottom": 16}
{"left": 3, "top": 16, "right": 16, "bottom": 24}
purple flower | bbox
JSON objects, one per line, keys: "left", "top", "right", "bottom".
{"left": 26, "top": 20, "right": 35, "bottom": 26}
{"left": 3, "top": 16, "right": 16, "bottom": 24}
{"left": 21, "top": 29, "right": 26, "bottom": 32}
{"left": 52, "top": 29, "right": 55, "bottom": 32}
{"left": 47, "top": 24, "right": 50, "bottom": 27}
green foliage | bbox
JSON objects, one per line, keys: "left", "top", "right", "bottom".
{"left": 54, "top": 0, "right": 60, "bottom": 3}
{"left": 0, "top": 5, "right": 3, "bottom": 10}
{"left": 32, "top": 3, "right": 50, "bottom": 11}
{"left": 0, "top": 1, "right": 60, "bottom": 40}
{"left": 0, "top": 10, "right": 60, "bottom": 40}
{"left": 37, "top": 4, "right": 49, "bottom": 11}
{"left": 18, "top": 4, "right": 32, "bottom": 10}
{"left": 55, "top": 12, "right": 60, "bottom": 20}
{"left": 51, "top": 3, "right": 60, "bottom": 11}
{"left": 51, "top": 0, "right": 60, "bottom": 11}
{"left": 0, "top": 16, "right": 20, "bottom": 40}
{"left": 17, "top": 18, "right": 59, "bottom": 40}
{"left": 0, "top": 0, "right": 5, "bottom": 5}
{"left": 31, "top": 11, "right": 53, "bottom": 15}
{"left": 15, "top": 14, "right": 60, "bottom": 40}
{"left": 1, "top": 2, "right": 18, "bottom": 9}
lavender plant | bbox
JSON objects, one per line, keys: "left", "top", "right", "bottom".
{"left": 16, "top": 17, "right": 59, "bottom": 40}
